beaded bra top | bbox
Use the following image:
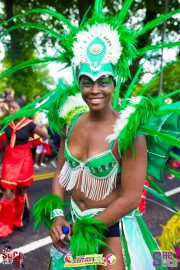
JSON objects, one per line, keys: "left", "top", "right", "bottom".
{"left": 59, "top": 114, "right": 121, "bottom": 201}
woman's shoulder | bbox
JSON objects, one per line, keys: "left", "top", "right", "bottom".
{"left": 70, "top": 111, "right": 88, "bottom": 126}
{"left": 24, "top": 119, "right": 36, "bottom": 131}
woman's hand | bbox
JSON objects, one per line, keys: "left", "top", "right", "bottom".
{"left": 50, "top": 216, "right": 72, "bottom": 248}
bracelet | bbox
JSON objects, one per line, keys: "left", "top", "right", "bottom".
{"left": 50, "top": 209, "right": 64, "bottom": 220}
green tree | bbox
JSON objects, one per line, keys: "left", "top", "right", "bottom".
{"left": 133, "top": 58, "right": 180, "bottom": 99}
{"left": 0, "top": 0, "right": 56, "bottom": 101}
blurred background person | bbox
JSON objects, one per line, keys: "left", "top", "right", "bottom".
{"left": 19, "top": 94, "right": 27, "bottom": 104}
{"left": 2, "top": 86, "right": 15, "bottom": 99}
{"left": 0, "top": 95, "right": 8, "bottom": 121}
{"left": 0, "top": 96, "right": 9, "bottom": 168}
{"left": 33, "top": 94, "right": 50, "bottom": 169}
{"left": 0, "top": 99, "right": 48, "bottom": 243}
{"left": 33, "top": 111, "right": 49, "bottom": 169}
{"left": 5, "top": 94, "right": 14, "bottom": 108}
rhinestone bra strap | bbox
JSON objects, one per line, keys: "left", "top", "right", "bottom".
{"left": 108, "top": 139, "right": 115, "bottom": 150}
{"left": 66, "top": 113, "right": 82, "bottom": 140}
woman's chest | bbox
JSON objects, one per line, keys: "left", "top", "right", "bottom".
{"left": 67, "top": 122, "right": 117, "bottom": 162}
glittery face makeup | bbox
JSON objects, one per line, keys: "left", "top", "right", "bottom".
{"left": 80, "top": 76, "right": 115, "bottom": 110}
{"left": 80, "top": 76, "right": 113, "bottom": 88}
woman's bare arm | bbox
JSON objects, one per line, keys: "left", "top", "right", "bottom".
{"left": 33, "top": 125, "right": 49, "bottom": 141}
{"left": 50, "top": 127, "right": 71, "bottom": 244}
{"left": 95, "top": 135, "right": 147, "bottom": 227}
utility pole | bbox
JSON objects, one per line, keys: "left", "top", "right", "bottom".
{"left": 158, "top": 0, "right": 168, "bottom": 94}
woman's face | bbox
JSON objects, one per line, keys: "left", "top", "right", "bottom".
{"left": 9, "top": 101, "right": 21, "bottom": 115}
{"left": 80, "top": 75, "right": 115, "bottom": 111}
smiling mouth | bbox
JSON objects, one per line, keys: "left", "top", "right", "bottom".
{"left": 88, "top": 97, "right": 104, "bottom": 104}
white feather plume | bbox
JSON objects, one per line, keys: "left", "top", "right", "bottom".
{"left": 72, "top": 24, "right": 123, "bottom": 66}
{"left": 106, "top": 96, "right": 143, "bottom": 142}
{"left": 59, "top": 93, "right": 88, "bottom": 118}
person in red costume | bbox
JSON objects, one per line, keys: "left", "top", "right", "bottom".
{"left": 0, "top": 99, "right": 48, "bottom": 243}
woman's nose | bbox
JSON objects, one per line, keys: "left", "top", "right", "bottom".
{"left": 91, "top": 82, "right": 100, "bottom": 93}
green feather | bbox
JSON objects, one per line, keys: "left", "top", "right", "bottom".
{"left": 80, "top": 5, "right": 92, "bottom": 27}
{"left": 169, "top": 152, "right": 180, "bottom": 163}
{"left": 154, "top": 108, "right": 180, "bottom": 116}
{"left": 0, "top": 82, "right": 81, "bottom": 135}
{"left": 112, "top": 76, "right": 121, "bottom": 109}
{"left": 1, "top": 8, "right": 76, "bottom": 34}
{"left": 0, "top": 85, "right": 59, "bottom": 131}
{"left": 70, "top": 218, "right": 110, "bottom": 258}
{"left": 0, "top": 56, "right": 62, "bottom": 81}
{"left": 136, "top": 9, "right": 180, "bottom": 37}
{"left": 32, "top": 194, "right": 69, "bottom": 229}
{"left": 0, "top": 22, "right": 62, "bottom": 40}
{"left": 121, "top": 57, "right": 148, "bottom": 109}
{"left": 164, "top": 166, "right": 180, "bottom": 179}
{"left": 144, "top": 184, "right": 178, "bottom": 213}
{"left": 114, "top": 0, "right": 134, "bottom": 25}
{"left": 139, "top": 60, "right": 180, "bottom": 95}
{"left": 46, "top": 84, "right": 81, "bottom": 133}
{"left": 140, "top": 126, "right": 180, "bottom": 149}
{"left": 118, "top": 97, "right": 160, "bottom": 153}
{"left": 94, "top": 0, "right": 103, "bottom": 15}
{"left": 162, "top": 88, "right": 180, "bottom": 99}
{"left": 138, "top": 42, "right": 180, "bottom": 56}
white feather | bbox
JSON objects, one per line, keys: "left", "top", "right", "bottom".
{"left": 72, "top": 23, "right": 123, "bottom": 67}
{"left": 106, "top": 96, "right": 143, "bottom": 142}
{"left": 59, "top": 93, "right": 87, "bottom": 118}
{"left": 127, "top": 96, "right": 142, "bottom": 105}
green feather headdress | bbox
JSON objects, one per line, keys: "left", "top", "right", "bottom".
{"left": 0, "top": 0, "right": 180, "bottom": 97}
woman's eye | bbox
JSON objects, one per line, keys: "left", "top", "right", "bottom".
{"left": 82, "top": 81, "right": 92, "bottom": 87}
{"left": 98, "top": 80, "right": 109, "bottom": 87}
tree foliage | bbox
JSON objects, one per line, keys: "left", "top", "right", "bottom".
{"left": 133, "top": 57, "right": 180, "bottom": 100}
{"left": 0, "top": 0, "right": 179, "bottom": 99}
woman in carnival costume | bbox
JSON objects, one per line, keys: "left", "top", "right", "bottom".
{"left": 0, "top": 99, "right": 48, "bottom": 243}
{"left": 0, "top": 0, "right": 180, "bottom": 269}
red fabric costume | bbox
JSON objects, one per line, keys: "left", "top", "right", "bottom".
{"left": 1, "top": 143, "right": 34, "bottom": 190}
{"left": 138, "top": 179, "right": 149, "bottom": 214}
{"left": 0, "top": 118, "right": 36, "bottom": 238}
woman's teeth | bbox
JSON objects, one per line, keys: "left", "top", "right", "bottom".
{"left": 90, "top": 98, "right": 103, "bottom": 103}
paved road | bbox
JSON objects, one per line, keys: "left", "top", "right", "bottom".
{"left": 0, "top": 171, "right": 180, "bottom": 269}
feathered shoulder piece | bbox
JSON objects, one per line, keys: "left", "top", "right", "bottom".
{"left": 0, "top": 80, "right": 88, "bottom": 135}
{"left": 107, "top": 95, "right": 180, "bottom": 183}
{"left": 59, "top": 92, "right": 89, "bottom": 127}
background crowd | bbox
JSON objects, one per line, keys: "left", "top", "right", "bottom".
{"left": 0, "top": 87, "right": 60, "bottom": 170}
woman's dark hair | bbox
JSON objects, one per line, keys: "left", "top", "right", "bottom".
{"left": 13, "top": 98, "right": 26, "bottom": 108}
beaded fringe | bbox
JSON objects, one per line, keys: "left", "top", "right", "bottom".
{"left": 59, "top": 161, "right": 117, "bottom": 201}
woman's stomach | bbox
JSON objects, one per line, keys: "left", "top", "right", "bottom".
{"left": 71, "top": 175, "right": 122, "bottom": 210}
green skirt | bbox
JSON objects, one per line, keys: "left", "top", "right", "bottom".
{"left": 50, "top": 198, "right": 167, "bottom": 270}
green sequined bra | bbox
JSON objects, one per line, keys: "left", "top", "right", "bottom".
{"left": 59, "top": 115, "right": 121, "bottom": 201}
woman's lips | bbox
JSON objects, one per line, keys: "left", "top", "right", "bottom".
{"left": 88, "top": 97, "right": 104, "bottom": 104}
